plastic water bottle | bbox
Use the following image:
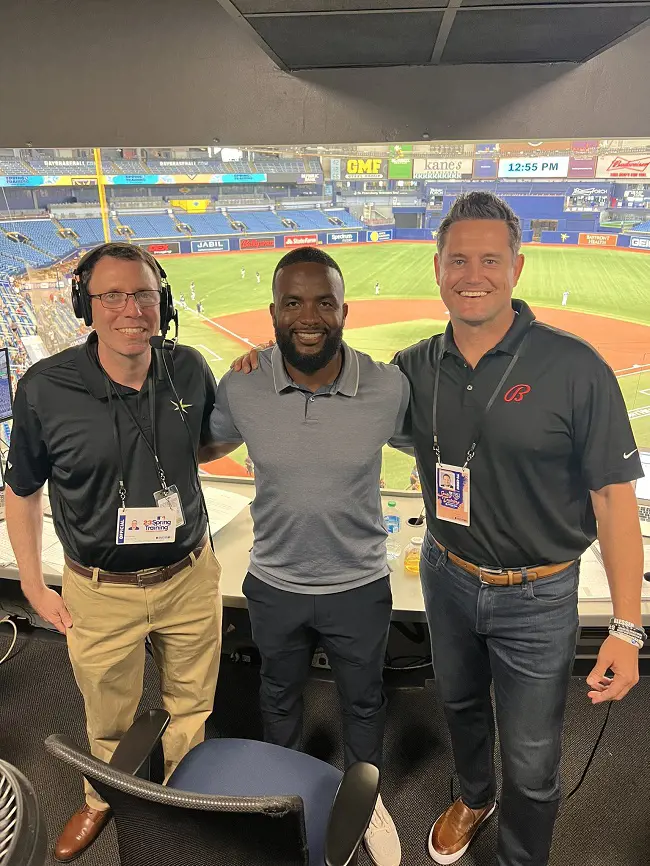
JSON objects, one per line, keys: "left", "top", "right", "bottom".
{"left": 384, "top": 501, "right": 402, "bottom": 560}
{"left": 383, "top": 501, "right": 401, "bottom": 534}
{"left": 404, "top": 537, "right": 423, "bottom": 575}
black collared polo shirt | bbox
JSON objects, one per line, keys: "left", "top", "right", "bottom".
{"left": 6, "top": 332, "right": 216, "bottom": 571}
{"left": 393, "top": 299, "right": 643, "bottom": 568}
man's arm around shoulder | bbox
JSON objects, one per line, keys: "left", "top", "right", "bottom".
{"left": 200, "top": 371, "right": 245, "bottom": 464}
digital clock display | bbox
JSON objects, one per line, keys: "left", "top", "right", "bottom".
{"left": 498, "top": 156, "right": 570, "bottom": 178}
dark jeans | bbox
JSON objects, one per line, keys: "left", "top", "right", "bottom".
{"left": 242, "top": 572, "right": 393, "bottom": 769}
{"left": 420, "top": 533, "right": 579, "bottom": 866}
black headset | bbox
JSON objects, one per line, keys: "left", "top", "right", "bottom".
{"left": 71, "top": 243, "right": 178, "bottom": 338}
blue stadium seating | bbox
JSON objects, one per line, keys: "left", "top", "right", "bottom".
{"left": 59, "top": 218, "right": 106, "bottom": 245}
{"left": 11, "top": 220, "right": 76, "bottom": 257}
{"left": 0, "top": 157, "right": 37, "bottom": 175}
{"left": 0, "top": 229, "right": 53, "bottom": 268}
{"left": 631, "top": 221, "right": 650, "bottom": 232}
{"left": 117, "top": 214, "right": 179, "bottom": 237}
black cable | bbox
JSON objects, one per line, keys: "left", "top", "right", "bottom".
{"left": 565, "top": 701, "right": 613, "bottom": 800}
{"left": 447, "top": 700, "right": 614, "bottom": 806}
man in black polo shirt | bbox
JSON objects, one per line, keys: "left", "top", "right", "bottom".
{"left": 5, "top": 243, "right": 223, "bottom": 861}
{"left": 393, "top": 192, "right": 645, "bottom": 866}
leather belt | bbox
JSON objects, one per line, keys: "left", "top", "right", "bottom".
{"left": 64, "top": 538, "right": 208, "bottom": 586}
{"left": 434, "top": 540, "right": 574, "bottom": 586}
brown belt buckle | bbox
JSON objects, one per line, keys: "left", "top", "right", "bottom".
{"left": 479, "top": 566, "right": 503, "bottom": 584}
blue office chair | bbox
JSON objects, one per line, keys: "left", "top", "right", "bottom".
{"left": 45, "top": 710, "right": 379, "bottom": 866}
{"left": 0, "top": 758, "right": 46, "bottom": 866}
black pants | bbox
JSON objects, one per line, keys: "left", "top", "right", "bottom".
{"left": 243, "top": 573, "right": 393, "bottom": 769}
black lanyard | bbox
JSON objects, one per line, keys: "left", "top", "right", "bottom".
{"left": 103, "top": 363, "right": 169, "bottom": 508}
{"left": 432, "top": 329, "right": 530, "bottom": 468}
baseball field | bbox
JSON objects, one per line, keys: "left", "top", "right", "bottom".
{"left": 160, "top": 243, "right": 650, "bottom": 488}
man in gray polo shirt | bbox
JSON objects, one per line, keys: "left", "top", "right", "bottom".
{"left": 209, "top": 246, "right": 408, "bottom": 866}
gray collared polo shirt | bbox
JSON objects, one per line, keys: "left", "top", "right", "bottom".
{"left": 210, "top": 342, "right": 410, "bottom": 593}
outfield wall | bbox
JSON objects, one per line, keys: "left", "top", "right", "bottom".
{"left": 131, "top": 226, "right": 650, "bottom": 257}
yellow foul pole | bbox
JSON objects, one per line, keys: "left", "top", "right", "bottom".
{"left": 93, "top": 147, "right": 111, "bottom": 244}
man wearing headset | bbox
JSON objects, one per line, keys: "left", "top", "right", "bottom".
{"left": 5, "top": 242, "right": 224, "bottom": 861}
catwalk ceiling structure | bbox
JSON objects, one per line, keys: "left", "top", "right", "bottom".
{"left": 215, "top": 0, "right": 650, "bottom": 70}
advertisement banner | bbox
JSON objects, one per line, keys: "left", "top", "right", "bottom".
{"left": 240, "top": 237, "right": 276, "bottom": 251}
{"left": 475, "top": 143, "right": 499, "bottom": 156}
{"left": 191, "top": 239, "right": 230, "bottom": 253}
{"left": 102, "top": 173, "right": 268, "bottom": 185}
{"left": 578, "top": 233, "right": 618, "bottom": 247}
{"left": 326, "top": 231, "right": 359, "bottom": 244}
{"left": 499, "top": 141, "right": 572, "bottom": 155}
{"left": 284, "top": 234, "right": 320, "bottom": 248}
{"left": 344, "top": 159, "right": 387, "bottom": 180}
{"left": 567, "top": 157, "right": 596, "bottom": 178}
{"left": 473, "top": 159, "right": 498, "bottom": 179}
{"left": 137, "top": 241, "right": 180, "bottom": 255}
{"left": 498, "top": 156, "right": 570, "bottom": 178}
{"left": 571, "top": 140, "right": 598, "bottom": 153}
{"left": 596, "top": 155, "right": 650, "bottom": 179}
{"left": 366, "top": 229, "right": 393, "bottom": 243}
{"left": 172, "top": 199, "right": 210, "bottom": 213}
{"left": 0, "top": 175, "right": 95, "bottom": 187}
{"left": 413, "top": 158, "right": 473, "bottom": 180}
{"left": 630, "top": 235, "right": 650, "bottom": 250}
{"left": 388, "top": 145, "right": 413, "bottom": 180}
{"left": 297, "top": 173, "right": 324, "bottom": 184}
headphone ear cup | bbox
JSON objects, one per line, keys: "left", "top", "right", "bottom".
{"left": 71, "top": 280, "right": 93, "bottom": 327}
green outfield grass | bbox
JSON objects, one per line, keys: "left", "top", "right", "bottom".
{"left": 160, "top": 244, "right": 650, "bottom": 486}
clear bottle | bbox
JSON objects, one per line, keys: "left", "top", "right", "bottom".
{"left": 386, "top": 537, "right": 402, "bottom": 561}
{"left": 404, "top": 537, "right": 423, "bottom": 575}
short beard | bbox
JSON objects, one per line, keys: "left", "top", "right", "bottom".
{"left": 274, "top": 324, "right": 344, "bottom": 375}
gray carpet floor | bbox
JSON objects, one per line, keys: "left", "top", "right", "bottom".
{"left": 0, "top": 628, "right": 648, "bottom": 866}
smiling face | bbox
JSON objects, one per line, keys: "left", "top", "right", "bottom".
{"left": 435, "top": 220, "right": 525, "bottom": 328}
{"left": 270, "top": 261, "right": 347, "bottom": 374}
{"left": 87, "top": 255, "right": 161, "bottom": 358}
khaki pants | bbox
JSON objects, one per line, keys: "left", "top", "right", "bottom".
{"left": 62, "top": 543, "right": 222, "bottom": 810}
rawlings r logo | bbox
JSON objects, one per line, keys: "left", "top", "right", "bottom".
{"left": 504, "top": 384, "right": 531, "bottom": 403}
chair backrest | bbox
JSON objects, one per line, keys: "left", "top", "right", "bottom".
{"left": 0, "top": 760, "right": 46, "bottom": 866}
{"left": 45, "top": 735, "right": 310, "bottom": 866}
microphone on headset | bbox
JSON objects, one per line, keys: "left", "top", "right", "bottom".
{"left": 150, "top": 336, "right": 176, "bottom": 351}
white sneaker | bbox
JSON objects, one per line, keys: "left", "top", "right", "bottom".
{"left": 364, "top": 793, "right": 402, "bottom": 866}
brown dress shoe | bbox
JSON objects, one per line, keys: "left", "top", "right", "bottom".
{"left": 428, "top": 798, "right": 496, "bottom": 864}
{"left": 54, "top": 804, "right": 112, "bottom": 862}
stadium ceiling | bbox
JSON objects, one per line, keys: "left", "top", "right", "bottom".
{"left": 215, "top": 0, "right": 650, "bottom": 69}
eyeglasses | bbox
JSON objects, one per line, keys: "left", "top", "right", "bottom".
{"left": 89, "top": 290, "right": 161, "bottom": 310}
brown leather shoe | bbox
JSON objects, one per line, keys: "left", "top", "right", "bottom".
{"left": 54, "top": 804, "right": 112, "bottom": 862}
{"left": 428, "top": 798, "right": 496, "bottom": 864}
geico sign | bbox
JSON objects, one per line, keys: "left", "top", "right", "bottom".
{"left": 346, "top": 159, "right": 383, "bottom": 175}
{"left": 631, "top": 236, "right": 650, "bottom": 249}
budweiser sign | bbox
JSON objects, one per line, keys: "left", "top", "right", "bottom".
{"left": 597, "top": 155, "right": 650, "bottom": 179}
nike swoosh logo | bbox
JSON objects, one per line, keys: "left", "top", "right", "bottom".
{"left": 624, "top": 450, "right": 638, "bottom": 459}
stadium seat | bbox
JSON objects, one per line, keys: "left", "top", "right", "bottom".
{"left": 45, "top": 709, "right": 380, "bottom": 866}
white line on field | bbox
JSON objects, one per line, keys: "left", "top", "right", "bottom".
{"left": 197, "top": 344, "right": 223, "bottom": 361}
{"left": 182, "top": 307, "right": 255, "bottom": 348}
{"left": 628, "top": 405, "right": 650, "bottom": 420}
